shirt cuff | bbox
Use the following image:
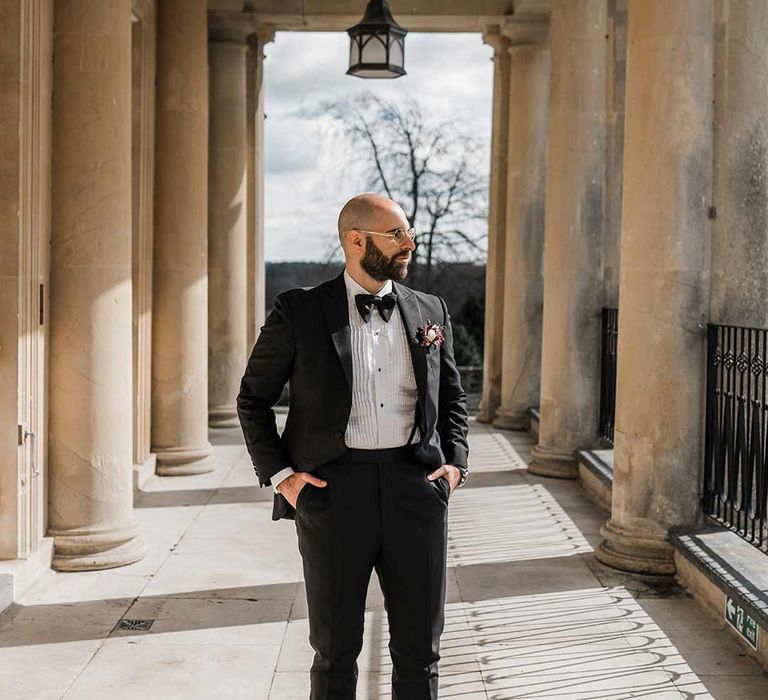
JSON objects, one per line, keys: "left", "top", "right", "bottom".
{"left": 271, "top": 467, "right": 296, "bottom": 494}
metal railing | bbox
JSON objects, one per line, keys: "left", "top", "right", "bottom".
{"left": 704, "top": 323, "right": 768, "bottom": 552}
{"left": 599, "top": 307, "right": 619, "bottom": 446}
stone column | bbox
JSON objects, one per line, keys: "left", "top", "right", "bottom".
{"left": 208, "top": 20, "right": 250, "bottom": 429}
{"left": 151, "top": 0, "right": 214, "bottom": 475}
{"left": 131, "top": 1, "right": 156, "bottom": 479}
{"left": 475, "top": 26, "right": 510, "bottom": 424}
{"left": 710, "top": 0, "right": 768, "bottom": 328}
{"left": 493, "top": 20, "right": 550, "bottom": 430}
{"left": 246, "top": 29, "right": 274, "bottom": 349}
{"left": 603, "top": 1, "right": 628, "bottom": 307}
{"left": 595, "top": 0, "right": 715, "bottom": 575}
{"left": 529, "top": 0, "right": 608, "bottom": 478}
{"left": 48, "top": 0, "right": 145, "bottom": 571}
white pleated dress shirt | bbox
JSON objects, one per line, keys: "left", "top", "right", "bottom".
{"left": 272, "top": 268, "right": 421, "bottom": 493}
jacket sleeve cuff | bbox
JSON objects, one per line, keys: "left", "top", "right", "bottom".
{"left": 445, "top": 444, "right": 468, "bottom": 472}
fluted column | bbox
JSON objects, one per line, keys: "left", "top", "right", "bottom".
{"left": 493, "top": 20, "right": 550, "bottom": 431}
{"left": 475, "top": 26, "right": 510, "bottom": 424}
{"left": 596, "top": 0, "right": 715, "bottom": 575}
{"left": 49, "top": 0, "right": 145, "bottom": 571}
{"left": 151, "top": 0, "right": 214, "bottom": 475}
{"left": 208, "top": 21, "right": 250, "bottom": 428}
{"left": 529, "top": 0, "right": 608, "bottom": 479}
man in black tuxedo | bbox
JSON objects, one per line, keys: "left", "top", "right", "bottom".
{"left": 237, "top": 193, "right": 469, "bottom": 700}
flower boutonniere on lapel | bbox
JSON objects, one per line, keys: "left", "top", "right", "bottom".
{"left": 415, "top": 320, "right": 445, "bottom": 353}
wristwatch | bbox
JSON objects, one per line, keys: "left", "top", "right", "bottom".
{"left": 456, "top": 464, "right": 469, "bottom": 487}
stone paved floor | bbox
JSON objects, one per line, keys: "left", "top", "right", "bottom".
{"left": 2, "top": 417, "right": 768, "bottom": 699}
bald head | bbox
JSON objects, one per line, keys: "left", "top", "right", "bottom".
{"left": 337, "top": 193, "right": 405, "bottom": 248}
{"left": 336, "top": 193, "right": 415, "bottom": 287}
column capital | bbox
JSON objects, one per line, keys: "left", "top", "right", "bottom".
{"left": 500, "top": 16, "right": 549, "bottom": 46}
{"left": 480, "top": 24, "right": 510, "bottom": 54}
{"left": 209, "top": 12, "right": 254, "bottom": 44}
{"left": 247, "top": 27, "right": 276, "bottom": 57}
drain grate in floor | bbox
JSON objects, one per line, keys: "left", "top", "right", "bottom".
{"left": 117, "top": 618, "right": 155, "bottom": 631}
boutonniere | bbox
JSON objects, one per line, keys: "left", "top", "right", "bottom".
{"left": 415, "top": 320, "right": 445, "bottom": 352}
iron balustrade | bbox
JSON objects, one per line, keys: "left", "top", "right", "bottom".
{"left": 704, "top": 323, "right": 768, "bottom": 552}
{"left": 599, "top": 307, "right": 619, "bottom": 446}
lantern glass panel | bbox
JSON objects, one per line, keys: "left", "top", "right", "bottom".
{"left": 349, "top": 39, "right": 359, "bottom": 66}
{"left": 389, "top": 36, "right": 403, "bottom": 68}
{"left": 361, "top": 33, "right": 387, "bottom": 64}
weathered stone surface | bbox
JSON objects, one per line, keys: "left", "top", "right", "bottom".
{"left": 597, "top": 0, "right": 715, "bottom": 575}
{"left": 493, "top": 38, "right": 549, "bottom": 431}
{"left": 711, "top": 0, "right": 768, "bottom": 327}
{"left": 476, "top": 26, "right": 510, "bottom": 424}
{"left": 530, "top": 0, "right": 608, "bottom": 478}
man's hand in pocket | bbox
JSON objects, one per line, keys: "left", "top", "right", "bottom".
{"left": 277, "top": 471, "right": 328, "bottom": 509}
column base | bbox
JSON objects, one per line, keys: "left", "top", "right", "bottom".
{"left": 133, "top": 451, "right": 157, "bottom": 490}
{"left": 209, "top": 405, "right": 239, "bottom": 428}
{"left": 595, "top": 519, "right": 676, "bottom": 576}
{"left": 155, "top": 443, "right": 215, "bottom": 476}
{"left": 49, "top": 521, "right": 146, "bottom": 572}
{"left": 492, "top": 406, "right": 530, "bottom": 431}
{"left": 528, "top": 443, "right": 579, "bottom": 479}
{"left": 475, "top": 400, "right": 493, "bottom": 424}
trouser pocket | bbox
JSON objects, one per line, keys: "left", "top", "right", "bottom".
{"left": 295, "top": 482, "right": 314, "bottom": 514}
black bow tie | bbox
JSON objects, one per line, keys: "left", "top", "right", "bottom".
{"left": 354, "top": 292, "right": 397, "bottom": 323}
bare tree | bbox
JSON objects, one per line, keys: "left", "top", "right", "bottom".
{"left": 297, "top": 91, "right": 489, "bottom": 287}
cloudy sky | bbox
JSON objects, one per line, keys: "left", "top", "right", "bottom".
{"left": 262, "top": 31, "right": 494, "bottom": 261}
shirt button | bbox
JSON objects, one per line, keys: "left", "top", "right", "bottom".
{"left": 378, "top": 368, "right": 381, "bottom": 372}
{"left": 380, "top": 403, "right": 384, "bottom": 407}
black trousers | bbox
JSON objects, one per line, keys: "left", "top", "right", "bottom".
{"left": 294, "top": 443, "right": 450, "bottom": 700}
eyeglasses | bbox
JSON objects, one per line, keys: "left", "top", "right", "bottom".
{"left": 349, "top": 227, "right": 418, "bottom": 246}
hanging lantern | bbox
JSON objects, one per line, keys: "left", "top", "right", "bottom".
{"left": 346, "top": 0, "right": 407, "bottom": 79}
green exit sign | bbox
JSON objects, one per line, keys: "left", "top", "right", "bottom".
{"left": 724, "top": 597, "right": 758, "bottom": 650}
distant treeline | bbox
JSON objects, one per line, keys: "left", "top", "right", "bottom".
{"left": 266, "top": 261, "right": 486, "bottom": 365}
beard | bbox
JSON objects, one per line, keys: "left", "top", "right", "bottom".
{"left": 360, "top": 235, "right": 409, "bottom": 282}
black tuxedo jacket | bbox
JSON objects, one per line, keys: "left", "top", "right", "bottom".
{"left": 236, "top": 270, "right": 470, "bottom": 521}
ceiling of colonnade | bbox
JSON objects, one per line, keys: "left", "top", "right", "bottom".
{"left": 207, "top": 0, "right": 551, "bottom": 31}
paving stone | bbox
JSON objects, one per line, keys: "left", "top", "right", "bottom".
{"left": 1, "top": 419, "right": 764, "bottom": 699}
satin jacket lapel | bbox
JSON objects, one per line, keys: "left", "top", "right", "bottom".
{"left": 393, "top": 281, "right": 428, "bottom": 410}
{"left": 321, "top": 272, "right": 353, "bottom": 390}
